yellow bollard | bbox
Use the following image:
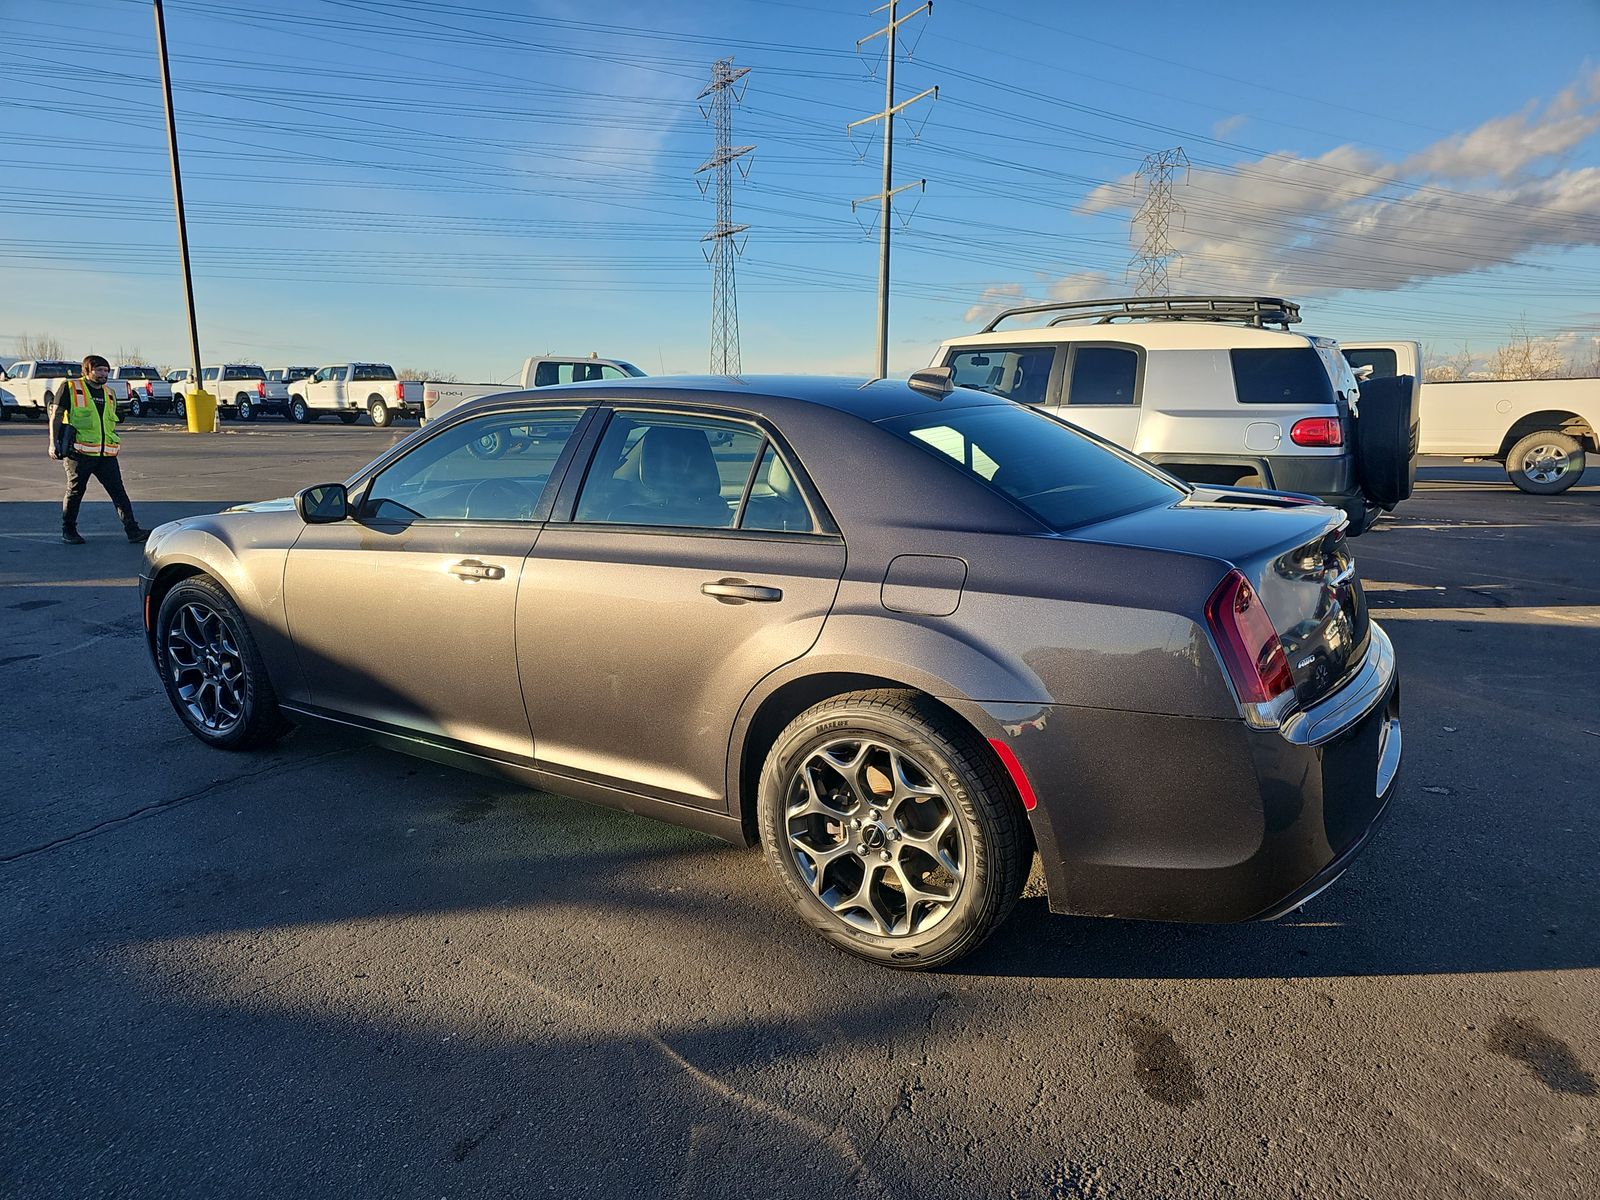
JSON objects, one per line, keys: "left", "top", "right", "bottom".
{"left": 184, "top": 388, "right": 218, "bottom": 433}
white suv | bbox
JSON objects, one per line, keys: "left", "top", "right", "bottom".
{"left": 933, "top": 296, "right": 1418, "bottom": 534}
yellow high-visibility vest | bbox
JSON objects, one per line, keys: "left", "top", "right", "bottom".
{"left": 64, "top": 379, "right": 120, "bottom": 457}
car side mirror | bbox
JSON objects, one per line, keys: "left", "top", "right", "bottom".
{"left": 295, "top": 483, "right": 349, "bottom": 523}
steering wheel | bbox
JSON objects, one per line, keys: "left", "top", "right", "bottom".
{"left": 464, "top": 478, "right": 533, "bottom": 521}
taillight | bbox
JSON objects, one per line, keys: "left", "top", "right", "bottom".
{"left": 1290, "top": 417, "right": 1343, "bottom": 447}
{"left": 257, "top": 381, "right": 267, "bottom": 398}
{"left": 395, "top": 381, "right": 404, "bottom": 402}
{"left": 144, "top": 382, "right": 153, "bottom": 397}
{"left": 1205, "top": 570, "right": 1294, "bottom": 705}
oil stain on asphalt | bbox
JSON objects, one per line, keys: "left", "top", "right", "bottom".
{"left": 1119, "top": 1012, "right": 1204, "bottom": 1108}
{"left": 1488, "top": 1016, "right": 1598, "bottom": 1096}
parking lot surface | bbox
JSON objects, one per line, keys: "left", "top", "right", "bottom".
{"left": 3, "top": 418, "right": 1597, "bottom": 1199}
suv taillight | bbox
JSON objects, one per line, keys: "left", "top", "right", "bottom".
{"left": 257, "top": 381, "right": 267, "bottom": 398}
{"left": 1290, "top": 417, "right": 1343, "bottom": 447}
{"left": 1205, "top": 570, "right": 1294, "bottom": 705}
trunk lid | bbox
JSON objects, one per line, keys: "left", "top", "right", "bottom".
{"left": 1071, "top": 496, "right": 1369, "bottom": 708}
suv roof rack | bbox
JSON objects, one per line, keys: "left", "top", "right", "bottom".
{"left": 978, "top": 295, "right": 1302, "bottom": 334}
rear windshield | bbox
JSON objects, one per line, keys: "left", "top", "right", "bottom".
{"left": 352, "top": 364, "right": 396, "bottom": 382}
{"left": 881, "top": 402, "right": 1181, "bottom": 531}
{"left": 119, "top": 366, "right": 159, "bottom": 380}
{"left": 38, "top": 362, "right": 79, "bottom": 378}
{"left": 1343, "top": 348, "right": 1398, "bottom": 379}
{"left": 1231, "top": 348, "right": 1336, "bottom": 405}
{"left": 223, "top": 366, "right": 267, "bottom": 381}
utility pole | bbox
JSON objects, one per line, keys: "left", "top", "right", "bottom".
{"left": 152, "top": 0, "right": 209, "bottom": 427}
{"left": 695, "top": 59, "right": 754, "bottom": 376}
{"left": 850, "top": 1, "right": 935, "bottom": 379}
{"left": 1128, "top": 147, "right": 1190, "bottom": 297}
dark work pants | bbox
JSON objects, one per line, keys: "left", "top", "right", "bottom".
{"left": 62, "top": 454, "right": 137, "bottom": 533}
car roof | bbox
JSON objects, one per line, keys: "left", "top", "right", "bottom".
{"left": 450, "top": 374, "right": 1013, "bottom": 424}
{"left": 940, "top": 323, "right": 1317, "bottom": 351}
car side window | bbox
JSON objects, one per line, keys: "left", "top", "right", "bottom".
{"left": 946, "top": 346, "right": 1057, "bottom": 406}
{"left": 573, "top": 413, "right": 766, "bottom": 530}
{"left": 362, "top": 408, "right": 584, "bottom": 523}
{"left": 1065, "top": 345, "right": 1139, "bottom": 406}
{"left": 740, "top": 444, "right": 816, "bottom": 533}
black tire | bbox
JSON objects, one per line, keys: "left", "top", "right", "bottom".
{"left": 174, "top": 395, "right": 187, "bottom": 420}
{"left": 26, "top": 408, "right": 43, "bottom": 420}
{"left": 1506, "top": 431, "right": 1586, "bottom": 495}
{"left": 367, "top": 397, "right": 392, "bottom": 428}
{"left": 237, "top": 396, "right": 257, "bottom": 422}
{"left": 129, "top": 396, "right": 145, "bottom": 418}
{"left": 289, "top": 396, "right": 311, "bottom": 423}
{"left": 1353, "top": 374, "right": 1418, "bottom": 508}
{"left": 0, "top": 406, "right": 10, "bottom": 422}
{"left": 757, "top": 689, "right": 1030, "bottom": 969}
{"left": 338, "top": 412, "right": 361, "bottom": 425}
{"left": 154, "top": 575, "right": 291, "bottom": 751}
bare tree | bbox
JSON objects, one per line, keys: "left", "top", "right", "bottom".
{"left": 115, "top": 345, "right": 152, "bottom": 367}
{"left": 1486, "top": 318, "right": 1566, "bottom": 381}
{"left": 1423, "top": 341, "right": 1474, "bottom": 383}
{"left": 397, "top": 367, "right": 459, "bottom": 382}
{"left": 18, "top": 332, "right": 65, "bottom": 359}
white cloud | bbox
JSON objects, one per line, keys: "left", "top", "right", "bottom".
{"left": 1052, "top": 67, "right": 1600, "bottom": 302}
{"left": 1212, "top": 114, "right": 1248, "bottom": 139}
{"left": 961, "top": 272, "right": 1113, "bottom": 326}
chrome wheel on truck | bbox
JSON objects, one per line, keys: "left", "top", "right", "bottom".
{"left": 1507, "top": 431, "right": 1585, "bottom": 495}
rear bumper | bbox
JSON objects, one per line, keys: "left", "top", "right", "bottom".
{"left": 970, "top": 623, "right": 1401, "bottom": 924}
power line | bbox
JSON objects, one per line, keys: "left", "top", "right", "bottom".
{"left": 696, "top": 59, "right": 755, "bottom": 376}
{"left": 849, "top": 0, "right": 936, "bottom": 378}
{"left": 1128, "top": 147, "right": 1189, "bottom": 296}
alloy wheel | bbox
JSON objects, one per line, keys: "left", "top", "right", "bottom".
{"left": 165, "top": 602, "right": 247, "bottom": 734}
{"left": 784, "top": 737, "right": 965, "bottom": 937}
{"left": 1521, "top": 444, "right": 1571, "bottom": 485}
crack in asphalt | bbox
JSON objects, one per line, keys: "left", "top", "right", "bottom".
{"left": 0, "top": 748, "right": 353, "bottom": 864}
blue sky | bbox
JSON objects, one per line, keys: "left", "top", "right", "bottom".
{"left": 3, "top": 0, "right": 1598, "bottom": 379}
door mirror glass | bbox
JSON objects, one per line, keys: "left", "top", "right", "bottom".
{"left": 296, "top": 483, "right": 349, "bottom": 523}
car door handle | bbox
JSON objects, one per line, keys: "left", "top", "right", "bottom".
{"left": 701, "top": 580, "right": 782, "bottom": 603}
{"left": 448, "top": 559, "right": 505, "bottom": 581}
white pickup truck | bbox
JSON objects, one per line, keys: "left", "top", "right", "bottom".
{"left": 113, "top": 364, "right": 173, "bottom": 417}
{"left": 1, "top": 359, "right": 80, "bottom": 420}
{"left": 420, "top": 355, "right": 647, "bottom": 424}
{"left": 1344, "top": 342, "right": 1596, "bottom": 494}
{"left": 172, "top": 365, "right": 279, "bottom": 420}
{"left": 290, "top": 363, "right": 421, "bottom": 427}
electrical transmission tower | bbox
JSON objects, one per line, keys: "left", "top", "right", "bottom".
{"left": 849, "top": 1, "right": 936, "bottom": 378}
{"left": 696, "top": 58, "right": 754, "bottom": 376}
{"left": 1128, "top": 147, "right": 1190, "bottom": 297}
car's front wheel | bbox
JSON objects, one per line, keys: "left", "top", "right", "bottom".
{"left": 757, "top": 690, "right": 1030, "bottom": 969}
{"left": 155, "top": 576, "right": 290, "bottom": 750}
{"left": 174, "top": 395, "right": 187, "bottom": 420}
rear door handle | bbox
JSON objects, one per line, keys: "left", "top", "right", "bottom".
{"left": 449, "top": 559, "right": 505, "bottom": 581}
{"left": 701, "top": 580, "right": 782, "bottom": 603}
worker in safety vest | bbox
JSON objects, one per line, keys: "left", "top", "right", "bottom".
{"left": 49, "top": 354, "right": 150, "bottom": 545}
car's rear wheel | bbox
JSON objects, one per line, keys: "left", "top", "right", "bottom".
{"left": 1506, "top": 431, "right": 1585, "bottom": 495}
{"left": 368, "top": 397, "right": 392, "bottom": 427}
{"left": 237, "top": 396, "right": 256, "bottom": 422}
{"left": 757, "top": 690, "right": 1029, "bottom": 969}
{"left": 129, "top": 396, "right": 144, "bottom": 418}
{"left": 155, "top": 576, "right": 290, "bottom": 751}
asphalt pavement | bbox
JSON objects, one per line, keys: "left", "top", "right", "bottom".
{"left": 2, "top": 417, "right": 1596, "bottom": 1199}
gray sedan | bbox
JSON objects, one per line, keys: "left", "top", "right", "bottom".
{"left": 140, "top": 374, "right": 1401, "bottom": 968}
